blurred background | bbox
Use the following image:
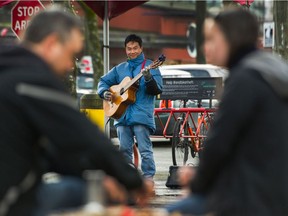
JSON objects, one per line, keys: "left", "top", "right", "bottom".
{"left": 0, "top": 0, "right": 284, "bottom": 98}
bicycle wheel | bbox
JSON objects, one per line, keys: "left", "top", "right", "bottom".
{"left": 172, "top": 118, "right": 189, "bottom": 166}
{"left": 197, "top": 114, "right": 213, "bottom": 157}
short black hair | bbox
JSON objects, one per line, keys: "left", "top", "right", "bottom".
{"left": 124, "top": 34, "right": 142, "bottom": 47}
{"left": 22, "top": 6, "right": 83, "bottom": 44}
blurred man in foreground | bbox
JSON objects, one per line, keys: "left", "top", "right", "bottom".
{"left": 0, "top": 7, "right": 152, "bottom": 216}
{"left": 167, "top": 9, "right": 288, "bottom": 216}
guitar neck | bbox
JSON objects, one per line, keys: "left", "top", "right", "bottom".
{"left": 119, "top": 53, "right": 165, "bottom": 94}
{"left": 122, "top": 66, "right": 149, "bottom": 93}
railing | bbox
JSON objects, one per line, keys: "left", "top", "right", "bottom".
{"left": 153, "top": 107, "right": 216, "bottom": 139}
{"left": 154, "top": 107, "right": 216, "bottom": 165}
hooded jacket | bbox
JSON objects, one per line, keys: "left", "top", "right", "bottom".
{"left": 0, "top": 45, "right": 143, "bottom": 216}
{"left": 190, "top": 49, "right": 288, "bottom": 216}
{"left": 97, "top": 53, "right": 163, "bottom": 133}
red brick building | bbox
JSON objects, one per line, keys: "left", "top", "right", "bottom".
{"left": 0, "top": 1, "right": 198, "bottom": 67}
{"left": 97, "top": 2, "right": 197, "bottom": 67}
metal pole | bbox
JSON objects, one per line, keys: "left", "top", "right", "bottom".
{"left": 196, "top": 0, "right": 206, "bottom": 64}
{"left": 103, "top": 0, "right": 110, "bottom": 138}
{"left": 103, "top": 0, "right": 109, "bottom": 74}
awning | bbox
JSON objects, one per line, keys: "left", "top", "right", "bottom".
{"left": 83, "top": 0, "right": 147, "bottom": 20}
{"left": 0, "top": 0, "right": 13, "bottom": 8}
{"left": 233, "top": 0, "right": 254, "bottom": 6}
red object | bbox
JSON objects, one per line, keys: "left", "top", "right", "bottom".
{"left": 121, "top": 206, "right": 135, "bottom": 216}
{"left": 160, "top": 100, "right": 172, "bottom": 108}
{"left": 0, "top": 0, "right": 13, "bottom": 8}
{"left": 11, "top": 0, "right": 45, "bottom": 39}
{"left": 153, "top": 108, "right": 216, "bottom": 138}
{"left": 0, "top": 28, "right": 8, "bottom": 37}
{"left": 133, "top": 144, "right": 139, "bottom": 168}
{"left": 83, "top": 0, "right": 147, "bottom": 20}
{"left": 233, "top": 0, "right": 254, "bottom": 6}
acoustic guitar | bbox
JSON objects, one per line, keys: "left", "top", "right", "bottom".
{"left": 103, "top": 54, "right": 166, "bottom": 119}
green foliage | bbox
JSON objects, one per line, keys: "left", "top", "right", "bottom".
{"left": 274, "top": 1, "right": 288, "bottom": 60}
{"left": 60, "top": 0, "right": 78, "bottom": 98}
{"left": 78, "top": 1, "right": 103, "bottom": 90}
{"left": 57, "top": 0, "right": 103, "bottom": 97}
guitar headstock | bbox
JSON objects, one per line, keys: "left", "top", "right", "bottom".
{"left": 150, "top": 54, "right": 166, "bottom": 69}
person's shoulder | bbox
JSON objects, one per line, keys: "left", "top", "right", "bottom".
{"left": 103, "top": 61, "right": 128, "bottom": 78}
{"left": 237, "top": 50, "right": 288, "bottom": 81}
{"left": 230, "top": 63, "right": 261, "bottom": 81}
{"left": 0, "top": 44, "right": 27, "bottom": 60}
{"left": 113, "top": 61, "right": 128, "bottom": 70}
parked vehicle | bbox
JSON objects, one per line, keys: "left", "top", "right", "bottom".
{"left": 152, "top": 64, "right": 228, "bottom": 142}
{"left": 159, "top": 64, "right": 228, "bottom": 78}
{"left": 108, "top": 64, "right": 228, "bottom": 141}
{"left": 76, "top": 75, "right": 95, "bottom": 107}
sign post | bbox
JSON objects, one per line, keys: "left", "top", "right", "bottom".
{"left": 159, "top": 77, "right": 223, "bottom": 100}
{"left": 79, "top": 56, "right": 94, "bottom": 75}
{"left": 263, "top": 22, "right": 275, "bottom": 48}
{"left": 11, "top": 0, "right": 45, "bottom": 39}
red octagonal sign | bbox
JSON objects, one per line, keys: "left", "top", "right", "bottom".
{"left": 11, "top": 0, "right": 45, "bottom": 39}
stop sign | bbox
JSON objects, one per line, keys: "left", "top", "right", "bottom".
{"left": 11, "top": 0, "right": 45, "bottom": 39}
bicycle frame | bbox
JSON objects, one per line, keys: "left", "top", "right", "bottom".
{"left": 153, "top": 107, "right": 216, "bottom": 145}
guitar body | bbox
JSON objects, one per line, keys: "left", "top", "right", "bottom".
{"left": 103, "top": 77, "right": 138, "bottom": 119}
{"left": 103, "top": 54, "right": 166, "bottom": 119}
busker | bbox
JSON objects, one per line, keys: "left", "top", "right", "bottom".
{"left": 98, "top": 34, "right": 163, "bottom": 181}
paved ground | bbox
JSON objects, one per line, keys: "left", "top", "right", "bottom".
{"left": 111, "top": 138, "right": 199, "bottom": 207}
{"left": 142, "top": 143, "right": 199, "bottom": 207}
{"left": 51, "top": 142, "right": 199, "bottom": 215}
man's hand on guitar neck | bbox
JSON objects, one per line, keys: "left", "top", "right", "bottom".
{"left": 142, "top": 69, "right": 152, "bottom": 81}
{"left": 103, "top": 90, "right": 113, "bottom": 101}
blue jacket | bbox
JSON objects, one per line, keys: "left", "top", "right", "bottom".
{"left": 97, "top": 53, "right": 163, "bottom": 133}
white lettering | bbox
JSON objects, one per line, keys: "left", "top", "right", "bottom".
{"left": 21, "top": 20, "right": 27, "bottom": 29}
{"left": 14, "top": 20, "right": 29, "bottom": 31}
{"left": 22, "top": 6, "right": 27, "bottom": 16}
{"left": 16, "top": 6, "right": 41, "bottom": 17}
{"left": 28, "top": 7, "right": 33, "bottom": 16}
{"left": 14, "top": 20, "right": 21, "bottom": 30}
{"left": 34, "top": 6, "right": 40, "bottom": 14}
{"left": 17, "top": 6, "right": 23, "bottom": 16}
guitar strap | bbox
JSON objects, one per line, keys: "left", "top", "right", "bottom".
{"left": 134, "top": 59, "right": 146, "bottom": 86}
{"left": 133, "top": 59, "right": 146, "bottom": 78}
{"left": 141, "top": 59, "right": 146, "bottom": 71}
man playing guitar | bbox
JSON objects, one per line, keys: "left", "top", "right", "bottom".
{"left": 97, "top": 34, "right": 163, "bottom": 181}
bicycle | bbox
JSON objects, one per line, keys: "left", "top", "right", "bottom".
{"left": 171, "top": 100, "right": 215, "bottom": 166}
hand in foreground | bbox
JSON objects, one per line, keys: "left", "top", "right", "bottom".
{"left": 142, "top": 69, "right": 152, "bottom": 81}
{"left": 103, "top": 91, "right": 113, "bottom": 101}
{"left": 103, "top": 176, "right": 155, "bottom": 206}
{"left": 177, "top": 166, "right": 197, "bottom": 197}
{"left": 103, "top": 175, "right": 127, "bottom": 204}
{"left": 132, "top": 178, "right": 155, "bottom": 207}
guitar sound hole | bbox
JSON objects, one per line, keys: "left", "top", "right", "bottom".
{"left": 120, "top": 88, "right": 124, "bottom": 95}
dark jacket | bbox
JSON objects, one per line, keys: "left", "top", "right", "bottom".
{"left": 0, "top": 45, "right": 143, "bottom": 216}
{"left": 190, "top": 50, "right": 288, "bottom": 216}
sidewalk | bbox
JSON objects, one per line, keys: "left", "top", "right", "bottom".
{"left": 149, "top": 145, "right": 199, "bottom": 207}
{"left": 111, "top": 138, "right": 199, "bottom": 207}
